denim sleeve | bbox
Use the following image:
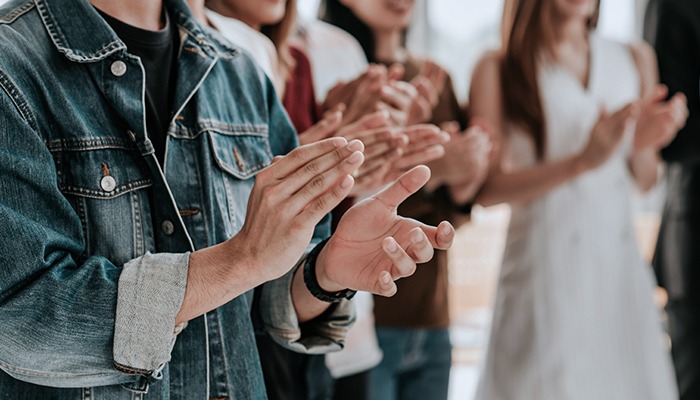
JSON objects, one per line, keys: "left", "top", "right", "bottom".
{"left": 0, "top": 84, "right": 186, "bottom": 387}
{"left": 258, "top": 78, "right": 355, "bottom": 353}
{"left": 258, "top": 245, "right": 355, "bottom": 354}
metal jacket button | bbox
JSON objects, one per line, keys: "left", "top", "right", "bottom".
{"left": 161, "top": 220, "right": 175, "bottom": 236}
{"left": 110, "top": 61, "right": 127, "bottom": 77}
{"left": 100, "top": 175, "right": 117, "bottom": 192}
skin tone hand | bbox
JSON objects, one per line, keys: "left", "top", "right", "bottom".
{"left": 297, "top": 111, "right": 343, "bottom": 146}
{"left": 426, "top": 123, "right": 492, "bottom": 204}
{"left": 176, "top": 137, "right": 365, "bottom": 325}
{"left": 392, "top": 124, "right": 451, "bottom": 171}
{"left": 578, "top": 103, "right": 640, "bottom": 171}
{"left": 407, "top": 60, "right": 448, "bottom": 125}
{"left": 314, "top": 165, "right": 456, "bottom": 297}
{"left": 633, "top": 84, "right": 688, "bottom": 151}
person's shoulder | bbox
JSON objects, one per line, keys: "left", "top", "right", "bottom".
{"left": 0, "top": 0, "right": 36, "bottom": 24}
{"left": 0, "top": 0, "right": 42, "bottom": 51}
{"left": 472, "top": 50, "right": 501, "bottom": 80}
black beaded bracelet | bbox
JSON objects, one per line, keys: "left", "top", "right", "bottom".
{"left": 303, "top": 238, "right": 357, "bottom": 303}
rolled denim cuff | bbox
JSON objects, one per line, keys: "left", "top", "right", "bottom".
{"left": 113, "top": 252, "right": 189, "bottom": 377}
{"left": 259, "top": 258, "right": 356, "bottom": 355}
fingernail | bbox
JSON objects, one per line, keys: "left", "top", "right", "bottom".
{"left": 381, "top": 273, "right": 392, "bottom": 285}
{"left": 340, "top": 175, "right": 353, "bottom": 188}
{"left": 347, "top": 151, "right": 363, "bottom": 164}
{"left": 385, "top": 238, "right": 398, "bottom": 252}
{"left": 347, "top": 139, "right": 364, "bottom": 152}
{"left": 441, "top": 223, "right": 452, "bottom": 235}
{"left": 411, "top": 230, "right": 423, "bottom": 244}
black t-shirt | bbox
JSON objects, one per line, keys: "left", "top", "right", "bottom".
{"left": 98, "top": 8, "right": 179, "bottom": 164}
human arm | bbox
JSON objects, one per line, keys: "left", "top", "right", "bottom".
{"left": 628, "top": 41, "right": 688, "bottom": 191}
{"left": 0, "top": 87, "right": 185, "bottom": 388}
{"left": 469, "top": 52, "right": 638, "bottom": 207}
{"left": 655, "top": 0, "right": 700, "bottom": 162}
{"left": 175, "top": 137, "right": 365, "bottom": 325}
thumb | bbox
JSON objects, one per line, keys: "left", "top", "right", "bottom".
{"left": 373, "top": 165, "right": 431, "bottom": 209}
{"left": 642, "top": 84, "right": 668, "bottom": 107}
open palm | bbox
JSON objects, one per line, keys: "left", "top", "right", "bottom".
{"left": 315, "top": 166, "right": 454, "bottom": 297}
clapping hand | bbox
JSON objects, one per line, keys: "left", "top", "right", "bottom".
{"left": 315, "top": 165, "right": 455, "bottom": 296}
{"left": 633, "top": 84, "right": 688, "bottom": 151}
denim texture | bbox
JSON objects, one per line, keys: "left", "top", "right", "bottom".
{"left": 0, "top": 0, "right": 353, "bottom": 397}
{"left": 368, "top": 327, "right": 452, "bottom": 400}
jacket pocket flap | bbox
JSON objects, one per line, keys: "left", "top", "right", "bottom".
{"left": 56, "top": 148, "right": 152, "bottom": 199}
{"left": 208, "top": 130, "right": 272, "bottom": 180}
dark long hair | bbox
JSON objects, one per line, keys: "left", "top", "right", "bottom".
{"left": 261, "top": 0, "right": 298, "bottom": 78}
{"left": 319, "top": 0, "right": 376, "bottom": 62}
{"left": 500, "top": 0, "right": 600, "bottom": 160}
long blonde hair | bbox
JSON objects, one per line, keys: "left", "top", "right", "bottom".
{"left": 500, "top": 0, "right": 600, "bottom": 159}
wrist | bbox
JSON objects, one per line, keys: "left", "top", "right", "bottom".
{"left": 572, "top": 152, "right": 591, "bottom": 175}
{"left": 314, "top": 242, "right": 347, "bottom": 293}
{"left": 303, "top": 238, "right": 356, "bottom": 303}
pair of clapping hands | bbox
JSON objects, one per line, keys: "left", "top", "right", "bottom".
{"left": 323, "top": 61, "right": 448, "bottom": 127}
{"left": 234, "top": 64, "right": 470, "bottom": 298}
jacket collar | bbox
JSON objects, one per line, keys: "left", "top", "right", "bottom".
{"left": 34, "top": 0, "right": 237, "bottom": 63}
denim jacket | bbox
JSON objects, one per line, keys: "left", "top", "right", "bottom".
{"left": 0, "top": 0, "right": 353, "bottom": 398}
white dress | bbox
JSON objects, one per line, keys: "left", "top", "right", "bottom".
{"left": 475, "top": 34, "right": 678, "bottom": 400}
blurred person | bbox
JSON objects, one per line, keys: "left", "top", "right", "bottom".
{"left": 651, "top": 1, "right": 700, "bottom": 398}
{"left": 470, "top": 0, "right": 687, "bottom": 398}
{"left": 0, "top": 0, "right": 458, "bottom": 397}
{"left": 321, "top": 1, "right": 492, "bottom": 399}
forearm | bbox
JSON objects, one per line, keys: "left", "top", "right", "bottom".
{"left": 628, "top": 149, "right": 660, "bottom": 192}
{"left": 476, "top": 154, "right": 589, "bottom": 207}
{"left": 448, "top": 179, "right": 482, "bottom": 205}
{"left": 175, "top": 241, "right": 269, "bottom": 325}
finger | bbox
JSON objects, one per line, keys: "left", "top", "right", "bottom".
{"left": 349, "top": 127, "right": 397, "bottom": 147}
{"left": 354, "top": 162, "right": 392, "bottom": 188}
{"left": 387, "top": 63, "right": 405, "bottom": 81}
{"left": 373, "top": 165, "right": 431, "bottom": 209}
{"left": 402, "top": 124, "right": 451, "bottom": 146}
{"left": 435, "top": 221, "right": 455, "bottom": 249}
{"left": 440, "top": 121, "right": 461, "bottom": 137}
{"left": 375, "top": 270, "right": 398, "bottom": 297}
{"left": 381, "top": 85, "right": 413, "bottom": 111}
{"left": 280, "top": 139, "right": 365, "bottom": 196}
{"left": 405, "top": 227, "right": 434, "bottom": 265}
{"left": 642, "top": 84, "right": 669, "bottom": 106}
{"left": 299, "top": 111, "right": 343, "bottom": 145}
{"left": 296, "top": 174, "right": 356, "bottom": 228}
{"left": 362, "top": 147, "right": 403, "bottom": 172}
{"left": 394, "top": 144, "right": 445, "bottom": 170}
{"left": 268, "top": 137, "right": 348, "bottom": 178}
{"left": 382, "top": 236, "right": 416, "bottom": 279}
{"left": 411, "top": 96, "right": 433, "bottom": 124}
{"left": 338, "top": 111, "right": 392, "bottom": 138}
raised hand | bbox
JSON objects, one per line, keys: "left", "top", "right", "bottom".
{"left": 228, "top": 137, "right": 365, "bottom": 281}
{"left": 407, "top": 60, "right": 448, "bottom": 125}
{"left": 314, "top": 166, "right": 455, "bottom": 296}
{"left": 579, "top": 103, "right": 639, "bottom": 170}
{"left": 426, "top": 124, "right": 491, "bottom": 202}
{"left": 633, "top": 84, "right": 688, "bottom": 151}
{"left": 297, "top": 111, "right": 343, "bottom": 146}
{"left": 392, "top": 124, "right": 451, "bottom": 170}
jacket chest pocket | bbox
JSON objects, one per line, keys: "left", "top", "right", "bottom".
{"left": 206, "top": 128, "right": 272, "bottom": 236}
{"left": 52, "top": 144, "right": 154, "bottom": 266}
